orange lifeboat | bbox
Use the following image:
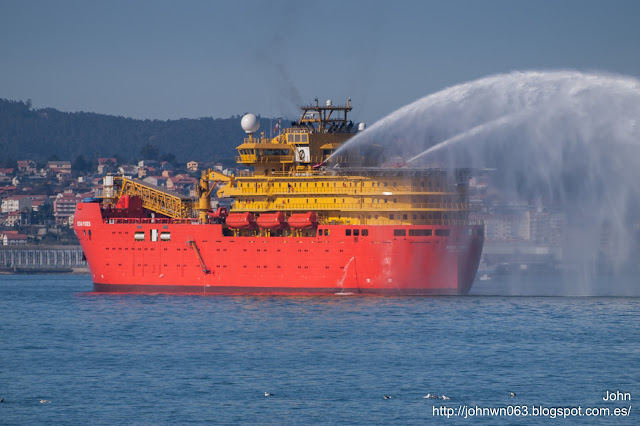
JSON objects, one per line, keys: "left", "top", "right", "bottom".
{"left": 257, "top": 212, "right": 286, "bottom": 230}
{"left": 225, "top": 212, "right": 256, "bottom": 229}
{"left": 287, "top": 212, "right": 318, "bottom": 230}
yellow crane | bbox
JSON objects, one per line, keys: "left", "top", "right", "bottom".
{"left": 110, "top": 169, "right": 234, "bottom": 221}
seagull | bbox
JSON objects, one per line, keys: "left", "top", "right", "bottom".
{"left": 423, "top": 393, "right": 440, "bottom": 399}
{"left": 383, "top": 395, "right": 392, "bottom": 399}
{"left": 39, "top": 400, "right": 51, "bottom": 404}
{"left": 510, "top": 392, "right": 516, "bottom": 397}
{"left": 441, "top": 395, "right": 450, "bottom": 400}
{"left": 264, "top": 392, "right": 273, "bottom": 397}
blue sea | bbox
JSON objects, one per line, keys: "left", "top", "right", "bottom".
{"left": 1, "top": 274, "right": 638, "bottom": 425}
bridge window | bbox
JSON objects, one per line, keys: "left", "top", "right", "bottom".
{"left": 409, "top": 229, "right": 432, "bottom": 236}
{"left": 362, "top": 229, "right": 369, "bottom": 236}
{"left": 435, "top": 229, "right": 450, "bottom": 237}
{"left": 394, "top": 229, "right": 406, "bottom": 237}
{"left": 346, "top": 229, "right": 352, "bottom": 236}
{"left": 353, "top": 229, "right": 360, "bottom": 237}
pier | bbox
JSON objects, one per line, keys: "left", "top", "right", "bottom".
{"left": 0, "top": 245, "right": 88, "bottom": 273}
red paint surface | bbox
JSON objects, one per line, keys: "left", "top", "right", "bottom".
{"left": 74, "top": 202, "right": 484, "bottom": 295}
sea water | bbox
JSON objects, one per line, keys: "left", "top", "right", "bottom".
{"left": 0, "top": 274, "right": 637, "bottom": 424}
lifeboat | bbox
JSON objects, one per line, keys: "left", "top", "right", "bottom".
{"left": 287, "top": 212, "right": 318, "bottom": 230}
{"left": 225, "top": 212, "right": 256, "bottom": 229}
{"left": 257, "top": 212, "right": 286, "bottom": 230}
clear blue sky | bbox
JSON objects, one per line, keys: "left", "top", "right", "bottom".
{"left": 1, "top": 0, "right": 639, "bottom": 124}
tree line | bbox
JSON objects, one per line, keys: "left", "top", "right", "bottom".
{"left": 0, "top": 98, "right": 275, "bottom": 167}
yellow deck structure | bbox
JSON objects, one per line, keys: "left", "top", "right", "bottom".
{"left": 107, "top": 99, "right": 474, "bottom": 229}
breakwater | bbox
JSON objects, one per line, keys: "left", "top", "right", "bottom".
{"left": 0, "top": 245, "right": 88, "bottom": 273}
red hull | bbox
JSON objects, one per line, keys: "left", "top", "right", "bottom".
{"left": 74, "top": 202, "right": 484, "bottom": 295}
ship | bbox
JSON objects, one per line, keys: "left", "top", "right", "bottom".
{"left": 73, "top": 99, "right": 484, "bottom": 294}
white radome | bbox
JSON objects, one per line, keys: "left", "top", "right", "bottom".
{"left": 241, "top": 113, "right": 260, "bottom": 134}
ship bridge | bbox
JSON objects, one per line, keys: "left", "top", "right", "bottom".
{"left": 235, "top": 99, "right": 357, "bottom": 176}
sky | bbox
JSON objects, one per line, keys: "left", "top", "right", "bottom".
{"left": 1, "top": 0, "right": 640, "bottom": 125}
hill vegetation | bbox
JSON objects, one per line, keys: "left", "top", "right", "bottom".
{"left": 0, "top": 98, "right": 277, "bottom": 166}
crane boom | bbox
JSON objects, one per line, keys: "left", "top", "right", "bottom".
{"left": 115, "top": 176, "right": 194, "bottom": 219}
{"left": 108, "top": 170, "right": 234, "bottom": 221}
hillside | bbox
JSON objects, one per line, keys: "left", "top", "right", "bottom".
{"left": 0, "top": 98, "right": 277, "bottom": 164}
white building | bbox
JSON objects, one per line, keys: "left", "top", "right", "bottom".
{"left": 1, "top": 196, "right": 30, "bottom": 213}
{"left": 53, "top": 192, "right": 82, "bottom": 224}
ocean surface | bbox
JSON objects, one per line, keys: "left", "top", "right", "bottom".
{"left": 1, "top": 274, "right": 638, "bottom": 425}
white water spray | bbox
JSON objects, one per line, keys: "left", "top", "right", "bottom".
{"left": 334, "top": 70, "right": 640, "bottom": 292}
{"left": 336, "top": 256, "right": 357, "bottom": 294}
{"left": 404, "top": 108, "right": 539, "bottom": 165}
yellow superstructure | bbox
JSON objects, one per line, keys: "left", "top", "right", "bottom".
{"left": 216, "top": 169, "right": 471, "bottom": 226}
{"left": 108, "top": 99, "right": 474, "bottom": 230}
{"left": 210, "top": 99, "right": 473, "bottom": 227}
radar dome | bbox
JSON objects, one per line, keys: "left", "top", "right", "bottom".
{"left": 241, "top": 113, "right": 260, "bottom": 134}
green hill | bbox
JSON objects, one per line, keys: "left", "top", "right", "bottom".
{"left": 0, "top": 98, "right": 277, "bottom": 165}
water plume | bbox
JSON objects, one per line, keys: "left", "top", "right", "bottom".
{"left": 333, "top": 70, "right": 640, "bottom": 293}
